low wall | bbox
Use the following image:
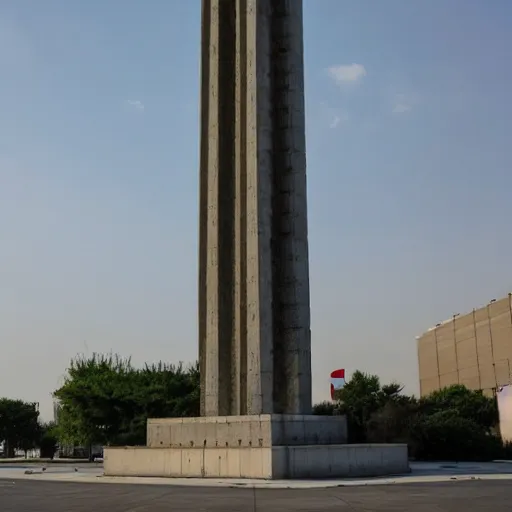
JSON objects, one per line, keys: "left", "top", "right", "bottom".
{"left": 278, "top": 444, "right": 409, "bottom": 479}
{"left": 104, "top": 444, "right": 409, "bottom": 479}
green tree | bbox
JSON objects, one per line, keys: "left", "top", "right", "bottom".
{"left": 334, "top": 371, "right": 415, "bottom": 442}
{"left": 331, "top": 372, "right": 503, "bottom": 461}
{"left": 53, "top": 353, "right": 200, "bottom": 449}
{"left": 410, "top": 409, "right": 501, "bottom": 461}
{"left": 418, "top": 384, "right": 498, "bottom": 432}
{"left": 38, "top": 422, "right": 59, "bottom": 459}
{"left": 0, "top": 399, "right": 40, "bottom": 457}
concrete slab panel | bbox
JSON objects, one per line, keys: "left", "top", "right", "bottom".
{"left": 147, "top": 414, "right": 347, "bottom": 449}
{"left": 104, "top": 443, "right": 408, "bottom": 480}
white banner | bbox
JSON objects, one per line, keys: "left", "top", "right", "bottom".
{"left": 497, "top": 384, "right": 512, "bottom": 442}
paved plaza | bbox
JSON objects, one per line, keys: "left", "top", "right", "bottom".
{"left": 1, "top": 462, "right": 512, "bottom": 511}
{"left": 0, "top": 478, "right": 510, "bottom": 511}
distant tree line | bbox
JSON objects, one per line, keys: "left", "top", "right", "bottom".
{"left": 1, "top": 354, "right": 199, "bottom": 459}
{"left": 2, "top": 354, "right": 511, "bottom": 461}
{"left": 0, "top": 399, "right": 57, "bottom": 458}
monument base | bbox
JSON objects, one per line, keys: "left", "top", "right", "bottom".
{"left": 103, "top": 443, "right": 409, "bottom": 479}
{"left": 103, "top": 415, "right": 409, "bottom": 479}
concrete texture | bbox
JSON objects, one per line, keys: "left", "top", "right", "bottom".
{"left": 417, "top": 293, "right": 512, "bottom": 396}
{"left": 108, "top": 415, "right": 413, "bottom": 480}
{"left": 147, "top": 414, "right": 347, "bottom": 448}
{"left": 198, "top": 0, "right": 311, "bottom": 417}
{"left": 103, "top": 443, "right": 407, "bottom": 479}
{"left": 2, "top": 479, "right": 512, "bottom": 511}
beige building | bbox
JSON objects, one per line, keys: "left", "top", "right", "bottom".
{"left": 417, "top": 294, "right": 512, "bottom": 397}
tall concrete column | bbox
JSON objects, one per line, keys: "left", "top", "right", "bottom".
{"left": 103, "top": 0, "right": 407, "bottom": 483}
{"left": 198, "top": 0, "right": 311, "bottom": 417}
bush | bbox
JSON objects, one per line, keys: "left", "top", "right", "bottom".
{"left": 312, "top": 401, "right": 337, "bottom": 416}
{"left": 410, "top": 410, "right": 501, "bottom": 461}
{"left": 366, "top": 401, "right": 416, "bottom": 444}
{"left": 418, "top": 385, "right": 498, "bottom": 432}
{"left": 499, "top": 441, "right": 512, "bottom": 460}
{"left": 39, "top": 423, "right": 58, "bottom": 459}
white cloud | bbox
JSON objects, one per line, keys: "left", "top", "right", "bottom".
{"left": 126, "top": 100, "right": 145, "bottom": 112}
{"left": 330, "top": 116, "right": 341, "bottom": 129}
{"left": 392, "top": 93, "right": 418, "bottom": 114}
{"left": 327, "top": 64, "right": 367, "bottom": 85}
{"left": 393, "top": 103, "right": 411, "bottom": 114}
{"left": 329, "top": 110, "right": 349, "bottom": 129}
{"left": 318, "top": 102, "right": 348, "bottom": 130}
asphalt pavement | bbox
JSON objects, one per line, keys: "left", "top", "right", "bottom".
{"left": 2, "top": 462, "right": 512, "bottom": 511}
{"left": 1, "top": 478, "right": 510, "bottom": 511}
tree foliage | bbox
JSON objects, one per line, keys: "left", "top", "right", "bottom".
{"left": 333, "top": 371, "right": 416, "bottom": 443}
{"left": 320, "top": 370, "right": 505, "bottom": 461}
{"left": 418, "top": 384, "right": 498, "bottom": 432}
{"left": 312, "top": 401, "right": 339, "bottom": 416}
{"left": 3, "top": 357, "right": 505, "bottom": 462}
{"left": 0, "top": 399, "right": 40, "bottom": 457}
{"left": 38, "top": 422, "right": 59, "bottom": 459}
{"left": 53, "top": 353, "right": 200, "bottom": 447}
{"left": 410, "top": 409, "right": 502, "bottom": 461}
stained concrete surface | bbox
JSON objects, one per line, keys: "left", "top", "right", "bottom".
{"left": 198, "top": 0, "right": 311, "bottom": 418}
{"left": 1, "top": 479, "right": 511, "bottom": 511}
{"left": 103, "top": 443, "right": 408, "bottom": 479}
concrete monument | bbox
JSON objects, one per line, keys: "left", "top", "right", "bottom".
{"left": 103, "top": 0, "right": 409, "bottom": 479}
{"left": 198, "top": 0, "right": 312, "bottom": 419}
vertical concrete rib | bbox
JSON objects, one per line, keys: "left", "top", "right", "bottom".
{"left": 270, "top": 0, "right": 311, "bottom": 414}
{"left": 217, "top": 0, "right": 236, "bottom": 416}
{"left": 243, "top": 0, "right": 275, "bottom": 415}
{"left": 202, "top": 0, "right": 221, "bottom": 417}
{"left": 200, "top": 0, "right": 236, "bottom": 416}
{"left": 234, "top": 0, "right": 249, "bottom": 416}
{"left": 198, "top": 0, "right": 211, "bottom": 417}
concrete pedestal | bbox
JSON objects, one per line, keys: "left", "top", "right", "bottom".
{"left": 146, "top": 415, "right": 348, "bottom": 448}
{"left": 103, "top": 415, "right": 409, "bottom": 479}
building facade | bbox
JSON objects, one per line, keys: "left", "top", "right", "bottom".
{"left": 417, "top": 294, "right": 512, "bottom": 397}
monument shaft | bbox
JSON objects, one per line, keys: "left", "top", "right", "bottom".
{"left": 102, "top": 0, "right": 408, "bottom": 481}
{"left": 199, "top": 0, "right": 311, "bottom": 417}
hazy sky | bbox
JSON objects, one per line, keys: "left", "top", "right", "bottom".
{"left": 1, "top": 0, "right": 511, "bottom": 422}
